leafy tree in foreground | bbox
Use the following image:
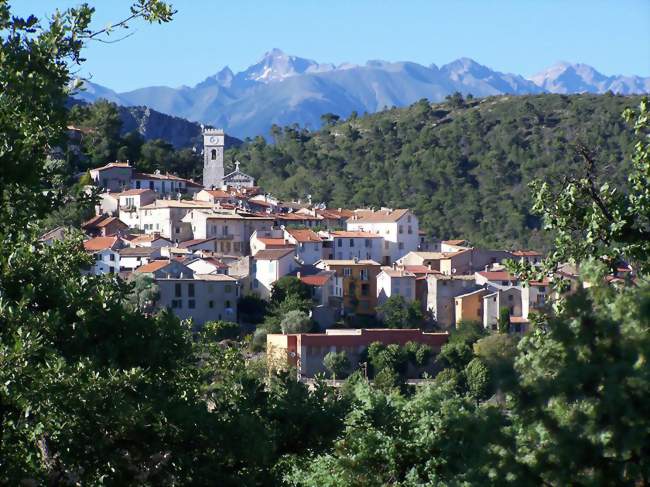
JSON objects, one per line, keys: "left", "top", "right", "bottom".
{"left": 323, "top": 351, "right": 351, "bottom": 380}
{"left": 377, "top": 295, "right": 423, "bottom": 329}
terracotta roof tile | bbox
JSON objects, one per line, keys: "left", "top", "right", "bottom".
{"left": 83, "top": 236, "right": 119, "bottom": 251}
{"left": 134, "top": 260, "right": 172, "bottom": 273}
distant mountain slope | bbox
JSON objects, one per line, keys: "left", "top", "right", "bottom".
{"left": 73, "top": 50, "right": 650, "bottom": 138}
{"left": 227, "top": 93, "right": 643, "bottom": 249}
{"left": 530, "top": 62, "right": 650, "bottom": 94}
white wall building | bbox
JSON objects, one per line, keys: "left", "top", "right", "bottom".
{"left": 183, "top": 208, "right": 274, "bottom": 255}
{"left": 346, "top": 208, "right": 419, "bottom": 265}
{"left": 155, "top": 274, "right": 239, "bottom": 326}
{"left": 376, "top": 267, "right": 417, "bottom": 306}
{"left": 83, "top": 236, "right": 122, "bottom": 275}
{"left": 138, "top": 200, "right": 213, "bottom": 242}
{"left": 284, "top": 228, "right": 323, "bottom": 265}
{"left": 319, "top": 230, "right": 383, "bottom": 262}
{"left": 252, "top": 248, "right": 297, "bottom": 299}
{"left": 118, "top": 246, "right": 161, "bottom": 272}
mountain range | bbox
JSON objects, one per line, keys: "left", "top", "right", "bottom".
{"left": 72, "top": 49, "right": 650, "bottom": 138}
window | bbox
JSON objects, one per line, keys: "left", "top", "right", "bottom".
{"left": 188, "top": 299, "right": 195, "bottom": 309}
{"left": 337, "top": 239, "right": 342, "bottom": 248}
{"left": 95, "top": 254, "right": 101, "bottom": 261}
{"left": 211, "top": 149, "right": 217, "bottom": 160}
{"left": 514, "top": 324, "right": 521, "bottom": 333}
{"left": 175, "top": 227, "right": 180, "bottom": 234}
{"left": 348, "top": 282, "right": 356, "bottom": 294}
{"left": 209, "top": 300, "right": 214, "bottom": 309}
{"left": 188, "top": 283, "right": 195, "bottom": 297}
{"left": 477, "top": 308, "right": 482, "bottom": 317}
{"left": 136, "top": 180, "right": 141, "bottom": 189}
{"left": 234, "top": 242, "right": 241, "bottom": 252}
{"left": 361, "top": 283, "right": 370, "bottom": 296}
{"left": 223, "top": 225, "right": 229, "bottom": 236}
{"left": 149, "top": 181, "right": 154, "bottom": 190}
{"left": 501, "top": 280, "right": 509, "bottom": 285}
{"left": 538, "top": 286, "right": 546, "bottom": 293}
{"left": 109, "top": 267, "right": 114, "bottom": 274}
{"left": 109, "top": 254, "right": 115, "bottom": 261}
{"left": 360, "top": 269, "right": 369, "bottom": 281}
{"left": 398, "top": 242, "right": 404, "bottom": 250}
{"left": 407, "top": 214, "right": 411, "bottom": 223}
{"left": 508, "top": 294, "right": 513, "bottom": 301}
{"left": 225, "top": 300, "right": 231, "bottom": 308}
{"left": 407, "top": 226, "right": 412, "bottom": 234}
{"left": 398, "top": 225, "right": 403, "bottom": 234}
{"left": 365, "top": 239, "right": 371, "bottom": 248}
{"left": 349, "top": 239, "right": 354, "bottom": 247}
{"left": 175, "top": 283, "right": 182, "bottom": 297}
{"left": 171, "top": 299, "right": 182, "bottom": 309}
{"left": 343, "top": 268, "right": 351, "bottom": 277}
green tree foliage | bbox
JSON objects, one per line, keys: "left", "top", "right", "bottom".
{"left": 70, "top": 100, "right": 123, "bottom": 165}
{"left": 238, "top": 294, "right": 268, "bottom": 324}
{"left": 126, "top": 273, "right": 160, "bottom": 313}
{"left": 377, "top": 295, "right": 424, "bottom": 328}
{"left": 498, "top": 306, "right": 511, "bottom": 334}
{"left": 287, "top": 381, "right": 507, "bottom": 486}
{"left": 280, "top": 309, "right": 312, "bottom": 334}
{"left": 323, "top": 351, "right": 351, "bottom": 379}
{"left": 271, "top": 276, "right": 312, "bottom": 305}
{"left": 202, "top": 320, "right": 240, "bottom": 341}
{"left": 229, "top": 94, "right": 641, "bottom": 249}
{"left": 464, "top": 357, "right": 491, "bottom": 403}
{"left": 69, "top": 101, "right": 202, "bottom": 177}
{"left": 473, "top": 333, "right": 518, "bottom": 389}
{"left": 504, "top": 266, "right": 650, "bottom": 485}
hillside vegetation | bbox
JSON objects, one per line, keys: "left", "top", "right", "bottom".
{"left": 228, "top": 93, "right": 642, "bottom": 249}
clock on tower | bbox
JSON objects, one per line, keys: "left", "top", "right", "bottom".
{"left": 202, "top": 128, "right": 225, "bottom": 189}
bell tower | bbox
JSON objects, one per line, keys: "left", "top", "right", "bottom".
{"left": 202, "top": 128, "right": 224, "bottom": 189}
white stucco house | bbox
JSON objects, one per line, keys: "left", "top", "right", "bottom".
{"left": 252, "top": 248, "right": 297, "bottom": 299}
{"left": 346, "top": 208, "right": 419, "bottom": 265}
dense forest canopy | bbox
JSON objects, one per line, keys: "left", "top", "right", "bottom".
{"left": 228, "top": 93, "right": 642, "bottom": 249}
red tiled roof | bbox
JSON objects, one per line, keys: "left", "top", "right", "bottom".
{"left": 83, "top": 236, "right": 119, "bottom": 251}
{"left": 203, "top": 189, "right": 232, "bottom": 198}
{"left": 134, "top": 260, "right": 171, "bottom": 273}
{"left": 328, "top": 230, "right": 383, "bottom": 238}
{"left": 300, "top": 274, "right": 332, "bottom": 286}
{"left": 119, "top": 188, "right": 155, "bottom": 196}
{"left": 82, "top": 214, "right": 106, "bottom": 228}
{"left": 512, "top": 249, "right": 542, "bottom": 257}
{"left": 404, "top": 265, "right": 441, "bottom": 275}
{"left": 95, "top": 216, "right": 127, "bottom": 228}
{"left": 254, "top": 248, "right": 295, "bottom": 260}
{"left": 258, "top": 237, "right": 287, "bottom": 246}
{"left": 350, "top": 208, "right": 409, "bottom": 223}
{"left": 478, "top": 271, "right": 516, "bottom": 281}
{"left": 286, "top": 228, "right": 322, "bottom": 243}
{"left": 91, "top": 162, "right": 132, "bottom": 171}
{"left": 178, "top": 238, "right": 214, "bottom": 248}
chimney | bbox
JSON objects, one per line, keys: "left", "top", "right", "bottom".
{"left": 393, "top": 262, "right": 397, "bottom": 270}
{"left": 428, "top": 264, "right": 432, "bottom": 271}
{"left": 297, "top": 271, "right": 301, "bottom": 279}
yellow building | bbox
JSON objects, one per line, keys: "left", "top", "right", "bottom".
{"left": 316, "top": 259, "right": 381, "bottom": 315}
{"left": 454, "top": 288, "right": 489, "bottom": 326}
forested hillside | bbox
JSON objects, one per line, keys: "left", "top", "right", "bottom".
{"left": 228, "top": 93, "right": 642, "bottom": 249}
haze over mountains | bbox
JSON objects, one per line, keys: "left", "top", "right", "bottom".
{"left": 73, "top": 49, "right": 650, "bottom": 138}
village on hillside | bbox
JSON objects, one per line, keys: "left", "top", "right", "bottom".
{"left": 41, "top": 127, "right": 634, "bottom": 380}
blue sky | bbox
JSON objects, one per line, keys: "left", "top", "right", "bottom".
{"left": 16, "top": 0, "right": 650, "bottom": 92}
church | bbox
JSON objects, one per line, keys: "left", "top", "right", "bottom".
{"left": 202, "top": 128, "right": 255, "bottom": 190}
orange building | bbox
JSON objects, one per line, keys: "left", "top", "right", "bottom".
{"left": 454, "top": 288, "right": 490, "bottom": 326}
{"left": 316, "top": 259, "right": 381, "bottom": 315}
